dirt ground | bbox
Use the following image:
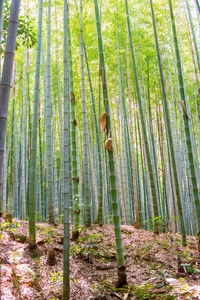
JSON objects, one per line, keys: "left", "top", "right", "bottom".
{"left": 0, "top": 218, "right": 200, "bottom": 299}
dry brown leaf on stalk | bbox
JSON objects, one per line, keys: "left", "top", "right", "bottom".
{"left": 70, "top": 91, "right": 76, "bottom": 103}
{"left": 71, "top": 119, "right": 78, "bottom": 126}
{"left": 180, "top": 100, "right": 189, "bottom": 120}
{"left": 101, "top": 112, "right": 107, "bottom": 133}
{"left": 105, "top": 138, "right": 112, "bottom": 151}
{"left": 71, "top": 177, "right": 79, "bottom": 184}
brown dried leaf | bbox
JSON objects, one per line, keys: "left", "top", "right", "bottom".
{"left": 71, "top": 119, "right": 78, "bottom": 126}
{"left": 105, "top": 138, "right": 112, "bottom": 151}
{"left": 70, "top": 91, "right": 76, "bottom": 103}
{"left": 71, "top": 177, "right": 79, "bottom": 184}
{"left": 101, "top": 112, "right": 107, "bottom": 133}
{"left": 180, "top": 100, "right": 189, "bottom": 120}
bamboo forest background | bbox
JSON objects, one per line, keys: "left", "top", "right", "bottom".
{"left": 1, "top": 0, "right": 200, "bottom": 242}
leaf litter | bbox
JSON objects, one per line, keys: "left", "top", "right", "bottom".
{"left": 0, "top": 218, "right": 200, "bottom": 299}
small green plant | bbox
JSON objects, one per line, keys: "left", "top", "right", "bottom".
{"left": 181, "top": 263, "right": 199, "bottom": 275}
{"left": 36, "top": 225, "right": 43, "bottom": 230}
{"left": 38, "top": 226, "right": 55, "bottom": 244}
{"left": 182, "top": 250, "right": 193, "bottom": 261}
{"left": 144, "top": 216, "right": 169, "bottom": 233}
{"left": 177, "top": 249, "right": 200, "bottom": 275}
{"left": 0, "top": 221, "right": 20, "bottom": 232}
{"left": 40, "top": 227, "right": 55, "bottom": 237}
{"left": 70, "top": 235, "right": 100, "bottom": 260}
{"left": 158, "top": 269, "right": 169, "bottom": 279}
{"left": 145, "top": 244, "right": 153, "bottom": 253}
{"left": 35, "top": 211, "right": 43, "bottom": 221}
{"left": 155, "top": 239, "right": 169, "bottom": 250}
{"left": 91, "top": 283, "right": 101, "bottom": 294}
{"left": 70, "top": 231, "right": 115, "bottom": 262}
{"left": 135, "top": 249, "right": 140, "bottom": 258}
{"left": 57, "top": 214, "right": 64, "bottom": 224}
{"left": 133, "top": 283, "right": 154, "bottom": 299}
{"left": 133, "top": 283, "right": 175, "bottom": 299}
{"left": 50, "top": 271, "right": 63, "bottom": 284}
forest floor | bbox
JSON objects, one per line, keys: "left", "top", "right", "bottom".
{"left": 0, "top": 218, "right": 200, "bottom": 300}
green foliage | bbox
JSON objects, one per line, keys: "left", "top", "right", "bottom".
{"left": 57, "top": 214, "right": 64, "bottom": 224}
{"left": 39, "top": 226, "right": 55, "bottom": 237}
{"left": 0, "top": 220, "right": 20, "bottom": 232}
{"left": 133, "top": 283, "right": 174, "bottom": 300}
{"left": 70, "top": 229, "right": 115, "bottom": 262}
{"left": 181, "top": 262, "right": 199, "bottom": 275}
{"left": 70, "top": 231, "right": 103, "bottom": 259}
{"left": 2, "top": 0, "right": 36, "bottom": 52}
{"left": 178, "top": 249, "right": 200, "bottom": 275}
{"left": 145, "top": 244, "right": 153, "bottom": 253}
{"left": 50, "top": 271, "right": 63, "bottom": 284}
{"left": 37, "top": 226, "right": 55, "bottom": 243}
{"left": 144, "top": 216, "right": 169, "bottom": 232}
{"left": 154, "top": 239, "right": 169, "bottom": 250}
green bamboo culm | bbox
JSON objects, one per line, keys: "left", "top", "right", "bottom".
{"left": 186, "top": 1, "right": 200, "bottom": 76}
{"left": 38, "top": 103, "right": 44, "bottom": 221}
{"left": 54, "top": 0, "right": 64, "bottom": 218}
{"left": 46, "top": 0, "right": 55, "bottom": 225}
{"left": 125, "top": 0, "right": 159, "bottom": 233}
{"left": 21, "top": 47, "right": 27, "bottom": 217}
{"left": 84, "top": 44, "right": 104, "bottom": 225}
{"left": 94, "top": 0, "right": 127, "bottom": 287}
{"left": 0, "top": 0, "right": 4, "bottom": 77}
{"left": 67, "top": 2, "right": 80, "bottom": 240}
{"left": 150, "top": 0, "right": 186, "bottom": 245}
{"left": 13, "top": 69, "right": 19, "bottom": 218}
{"left": 80, "top": 0, "right": 91, "bottom": 227}
{"left": 0, "top": 0, "right": 20, "bottom": 217}
{"left": 195, "top": 0, "right": 200, "bottom": 14}
{"left": 168, "top": 0, "right": 200, "bottom": 235}
{"left": 28, "top": 0, "right": 43, "bottom": 247}
{"left": 63, "top": 0, "right": 70, "bottom": 297}
{"left": 117, "top": 20, "right": 134, "bottom": 224}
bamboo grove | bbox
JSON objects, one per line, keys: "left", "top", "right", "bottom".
{"left": 0, "top": 0, "right": 200, "bottom": 297}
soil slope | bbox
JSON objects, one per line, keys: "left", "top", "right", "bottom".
{"left": 0, "top": 218, "right": 200, "bottom": 299}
